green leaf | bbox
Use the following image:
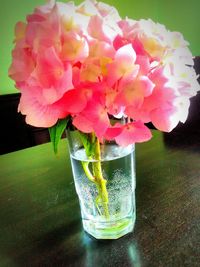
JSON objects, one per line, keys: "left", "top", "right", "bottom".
{"left": 78, "top": 132, "right": 96, "bottom": 159}
{"left": 49, "top": 118, "right": 68, "bottom": 154}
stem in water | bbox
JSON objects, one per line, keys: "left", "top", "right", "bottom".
{"left": 80, "top": 132, "right": 109, "bottom": 218}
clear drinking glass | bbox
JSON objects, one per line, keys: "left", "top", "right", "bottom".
{"left": 67, "top": 129, "right": 136, "bottom": 239}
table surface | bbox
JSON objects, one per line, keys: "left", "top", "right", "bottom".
{"left": 0, "top": 129, "right": 200, "bottom": 267}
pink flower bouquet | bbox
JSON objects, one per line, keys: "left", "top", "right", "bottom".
{"left": 8, "top": 0, "right": 200, "bottom": 238}
{"left": 9, "top": 0, "right": 199, "bottom": 145}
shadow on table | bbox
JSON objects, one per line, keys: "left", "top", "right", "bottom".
{"left": 163, "top": 125, "right": 200, "bottom": 153}
{"left": 3, "top": 218, "right": 142, "bottom": 267}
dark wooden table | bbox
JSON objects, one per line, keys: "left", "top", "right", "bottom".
{"left": 0, "top": 130, "right": 200, "bottom": 267}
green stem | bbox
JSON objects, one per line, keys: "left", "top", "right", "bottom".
{"left": 81, "top": 161, "right": 95, "bottom": 183}
{"left": 79, "top": 132, "right": 109, "bottom": 218}
{"left": 92, "top": 137, "right": 109, "bottom": 218}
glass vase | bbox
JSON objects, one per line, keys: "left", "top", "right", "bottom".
{"left": 66, "top": 129, "right": 136, "bottom": 239}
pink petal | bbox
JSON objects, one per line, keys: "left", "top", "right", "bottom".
{"left": 125, "top": 106, "right": 151, "bottom": 123}
{"left": 88, "top": 15, "right": 110, "bottom": 43}
{"left": 72, "top": 100, "right": 110, "bottom": 137}
{"left": 150, "top": 107, "right": 179, "bottom": 132}
{"left": 115, "top": 121, "right": 152, "bottom": 146}
{"left": 72, "top": 66, "right": 81, "bottom": 87}
{"left": 104, "top": 124, "right": 123, "bottom": 140}
{"left": 8, "top": 45, "right": 35, "bottom": 83}
{"left": 26, "top": 6, "right": 61, "bottom": 53}
{"left": 149, "top": 66, "right": 168, "bottom": 87}
{"left": 35, "top": 47, "right": 65, "bottom": 88}
{"left": 115, "top": 80, "right": 144, "bottom": 108}
{"left": 107, "top": 44, "right": 139, "bottom": 86}
{"left": 88, "top": 14, "right": 119, "bottom": 44}
{"left": 136, "top": 55, "right": 151, "bottom": 75}
{"left": 18, "top": 90, "right": 68, "bottom": 127}
{"left": 80, "top": 59, "right": 102, "bottom": 82}
{"left": 113, "top": 35, "right": 128, "bottom": 50}
{"left": 14, "top": 21, "right": 27, "bottom": 41}
{"left": 135, "top": 76, "right": 155, "bottom": 97}
{"left": 59, "top": 88, "right": 88, "bottom": 114}
{"left": 18, "top": 86, "right": 87, "bottom": 128}
{"left": 89, "top": 109, "right": 110, "bottom": 138}
{"left": 30, "top": 61, "right": 73, "bottom": 104}
{"left": 132, "top": 38, "right": 148, "bottom": 57}
{"left": 115, "top": 43, "right": 136, "bottom": 64}
{"left": 115, "top": 75, "right": 154, "bottom": 109}
{"left": 27, "top": 13, "right": 45, "bottom": 23}
{"left": 61, "top": 32, "right": 89, "bottom": 61}
{"left": 81, "top": 100, "right": 110, "bottom": 138}
{"left": 104, "top": 87, "right": 120, "bottom": 115}
{"left": 89, "top": 39, "right": 115, "bottom": 58}
{"left": 143, "top": 86, "right": 176, "bottom": 111}
{"left": 72, "top": 114, "right": 93, "bottom": 133}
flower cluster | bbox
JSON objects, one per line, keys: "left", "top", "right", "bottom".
{"left": 9, "top": 0, "right": 199, "bottom": 146}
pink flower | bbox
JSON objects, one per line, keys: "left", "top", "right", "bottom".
{"left": 116, "top": 75, "right": 155, "bottom": 109}
{"left": 73, "top": 90, "right": 110, "bottom": 138}
{"left": 34, "top": 47, "right": 72, "bottom": 90}
{"left": 18, "top": 86, "right": 89, "bottom": 127}
{"left": 8, "top": 0, "right": 200, "bottom": 145}
{"left": 18, "top": 88, "right": 68, "bottom": 127}
{"left": 79, "top": 0, "right": 121, "bottom": 43}
{"left": 107, "top": 44, "right": 139, "bottom": 86}
{"left": 105, "top": 121, "right": 152, "bottom": 146}
{"left": 61, "top": 32, "right": 89, "bottom": 62}
{"left": 8, "top": 41, "right": 35, "bottom": 83}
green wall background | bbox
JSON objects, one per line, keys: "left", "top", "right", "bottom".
{"left": 0, "top": 0, "right": 199, "bottom": 95}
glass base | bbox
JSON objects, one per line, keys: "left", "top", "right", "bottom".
{"left": 82, "top": 213, "right": 136, "bottom": 239}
